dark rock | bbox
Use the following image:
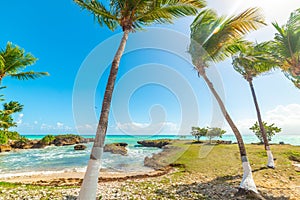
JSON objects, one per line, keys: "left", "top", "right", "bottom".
{"left": 137, "top": 139, "right": 171, "bottom": 148}
{"left": 104, "top": 143, "right": 128, "bottom": 156}
{"left": 10, "top": 140, "right": 34, "bottom": 149}
{"left": 216, "top": 140, "right": 232, "bottom": 144}
{"left": 235, "top": 188, "right": 266, "bottom": 200}
{"left": 74, "top": 144, "right": 87, "bottom": 150}
{"left": 53, "top": 135, "right": 83, "bottom": 146}
{"left": 31, "top": 140, "right": 47, "bottom": 149}
{"left": 0, "top": 145, "right": 12, "bottom": 152}
{"left": 80, "top": 138, "right": 95, "bottom": 143}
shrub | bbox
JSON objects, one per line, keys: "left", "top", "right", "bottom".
{"left": 0, "top": 131, "right": 8, "bottom": 144}
{"left": 250, "top": 121, "right": 281, "bottom": 143}
{"left": 41, "top": 135, "right": 56, "bottom": 144}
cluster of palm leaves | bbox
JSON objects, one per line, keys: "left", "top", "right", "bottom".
{"left": 272, "top": 8, "right": 300, "bottom": 88}
{"left": 0, "top": 42, "right": 48, "bottom": 134}
{"left": 0, "top": 101, "right": 23, "bottom": 132}
{"left": 73, "top": 0, "right": 300, "bottom": 198}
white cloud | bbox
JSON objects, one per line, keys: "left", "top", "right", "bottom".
{"left": 56, "top": 122, "right": 64, "bottom": 128}
{"left": 34, "top": 121, "right": 38, "bottom": 125}
{"left": 16, "top": 113, "right": 24, "bottom": 124}
{"left": 232, "top": 104, "right": 300, "bottom": 135}
{"left": 76, "top": 123, "right": 97, "bottom": 133}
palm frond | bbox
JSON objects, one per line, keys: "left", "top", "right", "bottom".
{"left": 189, "top": 7, "right": 265, "bottom": 66}
{"left": 9, "top": 71, "right": 49, "bottom": 81}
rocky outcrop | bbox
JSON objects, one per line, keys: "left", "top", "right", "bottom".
{"left": 216, "top": 140, "right": 232, "bottom": 144}
{"left": 80, "top": 138, "right": 95, "bottom": 143}
{"left": 104, "top": 143, "right": 128, "bottom": 156}
{"left": 53, "top": 135, "right": 83, "bottom": 146}
{"left": 10, "top": 140, "right": 37, "bottom": 149}
{"left": 74, "top": 144, "right": 87, "bottom": 150}
{"left": 137, "top": 139, "right": 171, "bottom": 148}
{"left": 0, "top": 144, "right": 12, "bottom": 152}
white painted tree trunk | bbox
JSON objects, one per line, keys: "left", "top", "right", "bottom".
{"left": 240, "top": 156, "right": 258, "bottom": 193}
{"left": 266, "top": 146, "right": 275, "bottom": 168}
{"left": 78, "top": 147, "right": 103, "bottom": 200}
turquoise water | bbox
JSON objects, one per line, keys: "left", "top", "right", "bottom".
{"left": 0, "top": 134, "right": 299, "bottom": 177}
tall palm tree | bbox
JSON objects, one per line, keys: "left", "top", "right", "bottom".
{"left": 272, "top": 8, "right": 300, "bottom": 89}
{"left": 232, "top": 41, "right": 277, "bottom": 168}
{"left": 189, "top": 8, "right": 265, "bottom": 194}
{"left": 74, "top": 0, "right": 205, "bottom": 198}
{"left": 0, "top": 42, "right": 49, "bottom": 84}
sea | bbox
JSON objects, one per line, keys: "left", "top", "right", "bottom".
{"left": 0, "top": 134, "right": 299, "bottom": 178}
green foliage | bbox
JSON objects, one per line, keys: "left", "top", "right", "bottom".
{"left": 0, "top": 101, "right": 23, "bottom": 131}
{"left": 74, "top": 0, "right": 205, "bottom": 31}
{"left": 41, "top": 135, "right": 56, "bottom": 144}
{"left": 191, "top": 126, "right": 208, "bottom": 141}
{"left": 0, "top": 130, "right": 21, "bottom": 144}
{"left": 189, "top": 8, "right": 265, "bottom": 67}
{"left": 232, "top": 40, "right": 277, "bottom": 81}
{"left": 250, "top": 121, "right": 281, "bottom": 143}
{"left": 272, "top": 8, "right": 300, "bottom": 88}
{"left": 207, "top": 127, "right": 226, "bottom": 143}
{"left": 5, "top": 131, "right": 21, "bottom": 140}
{"left": 0, "top": 131, "right": 8, "bottom": 144}
{"left": 0, "top": 42, "right": 49, "bottom": 83}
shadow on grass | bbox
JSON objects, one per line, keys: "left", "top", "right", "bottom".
{"left": 154, "top": 173, "right": 290, "bottom": 200}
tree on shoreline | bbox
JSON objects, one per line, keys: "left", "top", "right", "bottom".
{"left": 191, "top": 126, "right": 208, "bottom": 142}
{"left": 207, "top": 127, "right": 226, "bottom": 143}
{"left": 189, "top": 8, "right": 265, "bottom": 195}
{"left": 73, "top": 0, "right": 206, "bottom": 199}
{"left": 232, "top": 40, "right": 277, "bottom": 168}
{"left": 250, "top": 121, "right": 281, "bottom": 143}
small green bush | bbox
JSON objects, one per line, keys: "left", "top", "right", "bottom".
{"left": 41, "top": 135, "right": 56, "bottom": 144}
{"left": 0, "top": 131, "right": 8, "bottom": 144}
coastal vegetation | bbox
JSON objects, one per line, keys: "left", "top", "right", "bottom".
{"left": 73, "top": 0, "right": 206, "bottom": 198}
{"left": 189, "top": 8, "right": 265, "bottom": 194}
{"left": 0, "top": 140, "right": 299, "bottom": 199}
{"left": 272, "top": 8, "right": 300, "bottom": 88}
{"left": 0, "top": 42, "right": 49, "bottom": 146}
{"left": 0, "top": 1, "right": 300, "bottom": 199}
{"left": 231, "top": 40, "right": 278, "bottom": 168}
{"left": 250, "top": 122, "right": 282, "bottom": 143}
{"left": 191, "top": 127, "right": 226, "bottom": 143}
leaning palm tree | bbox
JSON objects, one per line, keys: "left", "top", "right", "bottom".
{"left": 189, "top": 8, "right": 265, "bottom": 194}
{"left": 0, "top": 42, "right": 49, "bottom": 84}
{"left": 232, "top": 40, "right": 277, "bottom": 168}
{"left": 73, "top": 0, "right": 206, "bottom": 198}
{"left": 272, "top": 8, "right": 300, "bottom": 89}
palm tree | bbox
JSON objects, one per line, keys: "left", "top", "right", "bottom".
{"left": 189, "top": 8, "right": 265, "bottom": 194}
{"left": 73, "top": 0, "right": 206, "bottom": 198}
{"left": 0, "top": 101, "right": 23, "bottom": 131}
{"left": 0, "top": 42, "right": 49, "bottom": 84}
{"left": 272, "top": 8, "right": 300, "bottom": 88}
{"left": 232, "top": 41, "right": 277, "bottom": 168}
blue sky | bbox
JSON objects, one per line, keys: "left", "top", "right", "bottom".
{"left": 1, "top": 0, "right": 300, "bottom": 135}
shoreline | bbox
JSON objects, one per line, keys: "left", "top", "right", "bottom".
{"left": 0, "top": 167, "right": 173, "bottom": 186}
{"left": 0, "top": 141, "right": 299, "bottom": 199}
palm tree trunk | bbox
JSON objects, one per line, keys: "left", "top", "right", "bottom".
{"left": 198, "top": 67, "right": 258, "bottom": 193}
{"left": 79, "top": 29, "right": 130, "bottom": 200}
{"left": 248, "top": 80, "right": 275, "bottom": 168}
